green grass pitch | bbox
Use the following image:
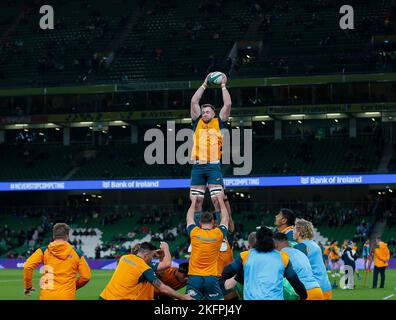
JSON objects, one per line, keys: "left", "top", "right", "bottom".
{"left": 0, "top": 269, "right": 395, "bottom": 300}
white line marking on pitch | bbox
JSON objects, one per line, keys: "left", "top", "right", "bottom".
{"left": 383, "top": 294, "right": 395, "bottom": 300}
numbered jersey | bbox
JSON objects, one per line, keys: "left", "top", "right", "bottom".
{"left": 23, "top": 241, "right": 91, "bottom": 300}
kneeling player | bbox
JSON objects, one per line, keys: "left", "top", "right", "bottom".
{"left": 99, "top": 242, "right": 191, "bottom": 300}
{"left": 155, "top": 263, "right": 189, "bottom": 300}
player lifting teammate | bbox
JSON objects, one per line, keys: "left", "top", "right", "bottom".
{"left": 186, "top": 191, "right": 229, "bottom": 300}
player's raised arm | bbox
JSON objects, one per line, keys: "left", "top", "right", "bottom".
{"left": 217, "top": 191, "right": 229, "bottom": 229}
{"left": 186, "top": 195, "right": 197, "bottom": 227}
{"left": 219, "top": 74, "right": 231, "bottom": 121}
{"left": 190, "top": 75, "right": 209, "bottom": 121}
{"left": 224, "top": 193, "right": 235, "bottom": 233}
{"left": 156, "top": 242, "right": 172, "bottom": 271}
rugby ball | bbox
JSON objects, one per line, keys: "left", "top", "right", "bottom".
{"left": 207, "top": 71, "right": 225, "bottom": 85}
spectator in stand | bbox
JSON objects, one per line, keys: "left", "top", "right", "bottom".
{"left": 95, "top": 245, "right": 101, "bottom": 259}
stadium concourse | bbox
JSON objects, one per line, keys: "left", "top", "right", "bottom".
{"left": 0, "top": 200, "right": 389, "bottom": 260}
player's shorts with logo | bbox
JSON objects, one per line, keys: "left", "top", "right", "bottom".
{"left": 186, "top": 275, "right": 224, "bottom": 300}
{"left": 190, "top": 163, "right": 224, "bottom": 186}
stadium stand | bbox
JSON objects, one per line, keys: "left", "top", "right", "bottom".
{"left": 2, "top": 0, "right": 393, "bottom": 86}
{"left": 0, "top": 143, "right": 85, "bottom": 180}
{"left": 248, "top": 136, "right": 382, "bottom": 176}
{"left": 96, "top": 0, "right": 253, "bottom": 82}
{"left": 0, "top": 0, "right": 137, "bottom": 86}
{"left": 235, "top": 0, "right": 396, "bottom": 76}
{"left": 0, "top": 199, "right": 380, "bottom": 259}
{"left": 389, "top": 141, "right": 396, "bottom": 171}
{"left": 0, "top": 134, "right": 384, "bottom": 181}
